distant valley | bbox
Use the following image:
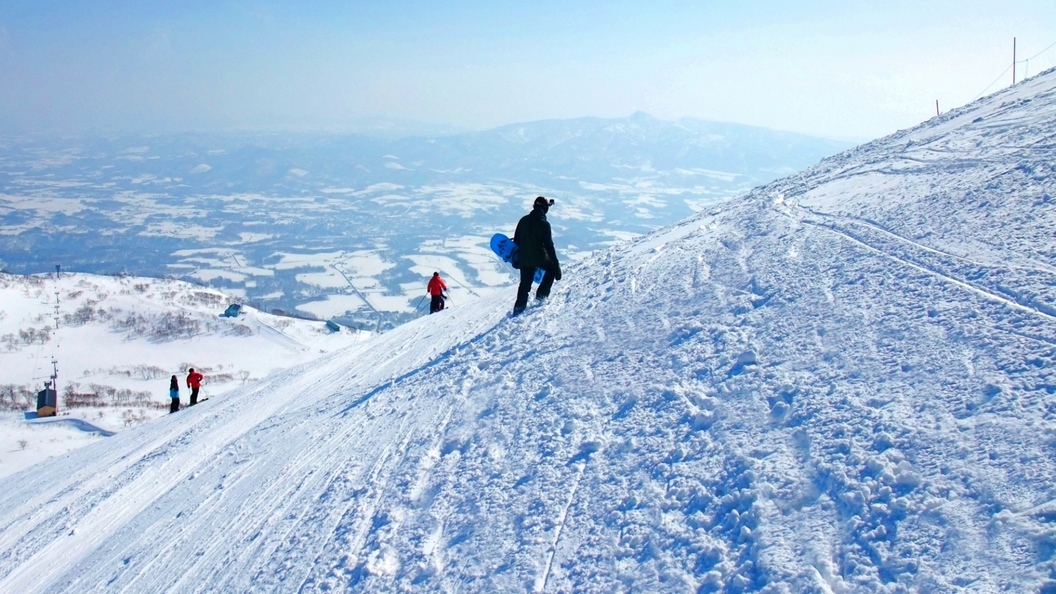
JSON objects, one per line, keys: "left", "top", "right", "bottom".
{"left": 0, "top": 114, "right": 849, "bottom": 329}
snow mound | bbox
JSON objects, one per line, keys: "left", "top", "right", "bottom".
{"left": 2, "top": 71, "right": 1056, "bottom": 591}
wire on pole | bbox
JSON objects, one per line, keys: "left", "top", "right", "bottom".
{"left": 1027, "top": 40, "right": 1056, "bottom": 61}
{"left": 972, "top": 64, "right": 1014, "bottom": 102}
{"left": 1018, "top": 39, "right": 1056, "bottom": 80}
{"left": 970, "top": 38, "right": 1056, "bottom": 104}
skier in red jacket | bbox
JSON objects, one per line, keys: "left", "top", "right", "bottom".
{"left": 427, "top": 272, "right": 448, "bottom": 314}
{"left": 186, "top": 368, "right": 204, "bottom": 406}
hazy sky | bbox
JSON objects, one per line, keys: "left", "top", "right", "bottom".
{"left": 1, "top": 1, "right": 1054, "bottom": 141}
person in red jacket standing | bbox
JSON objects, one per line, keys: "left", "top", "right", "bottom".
{"left": 427, "top": 272, "right": 448, "bottom": 314}
{"left": 186, "top": 367, "right": 204, "bottom": 406}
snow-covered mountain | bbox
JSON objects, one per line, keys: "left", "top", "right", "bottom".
{"left": 0, "top": 272, "right": 369, "bottom": 480}
{"left": 1, "top": 70, "right": 1055, "bottom": 591}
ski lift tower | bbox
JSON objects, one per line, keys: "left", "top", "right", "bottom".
{"left": 36, "top": 360, "right": 58, "bottom": 417}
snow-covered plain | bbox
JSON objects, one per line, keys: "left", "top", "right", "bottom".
{"left": 0, "top": 272, "right": 369, "bottom": 480}
{"left": 0, "top": 114, "right": 848, "bottom": 330}
{"left": 1, "top": 71, "right": 1056, "bottom": 591}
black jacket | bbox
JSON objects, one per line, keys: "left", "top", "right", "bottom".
{"left": 514, "top": 207, "right": 558, "bottom": 269}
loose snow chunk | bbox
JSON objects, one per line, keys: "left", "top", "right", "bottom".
{"left": 690, "top": 410, "right": 718, "bottom": 431}
{"left": 894, "top": 461, "right": 922, "bottom": 489}
{"left": 580, "top": 439, "right": 603, "bottom": 454}
{"left": 366, "top": 545, "right": 400, "bottom": 576}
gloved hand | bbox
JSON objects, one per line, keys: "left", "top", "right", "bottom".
{"left": 554, "top": 264, "right": 562, "bottom": 281}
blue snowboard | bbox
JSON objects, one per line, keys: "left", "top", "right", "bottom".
{"left": 490, "top": 233, "right": 544, "bottom": 283}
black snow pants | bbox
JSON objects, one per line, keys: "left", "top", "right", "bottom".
{"left": 514, "top": 263, "right": 557, "bottom": 312}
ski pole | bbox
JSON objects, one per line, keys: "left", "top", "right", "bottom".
{"left": 414, "top": 295, "right": 426, "bottom": 311}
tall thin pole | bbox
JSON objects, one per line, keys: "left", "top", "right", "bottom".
{"left": 51, "top": 359, "right": 58, "bottom": 416}
{"left": 935, "top": 100, "right": 940, "bottom": 117}
{"left": 1013, "top": 37, "right": 1017, "bottom": 85}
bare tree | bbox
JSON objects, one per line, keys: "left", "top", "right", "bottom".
{"left": 20, "top": 388, "right": 34, "bottom": 409}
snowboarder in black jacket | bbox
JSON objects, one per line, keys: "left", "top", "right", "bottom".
{"left": 512, "top": 196, "right": 562, "bottom": 315}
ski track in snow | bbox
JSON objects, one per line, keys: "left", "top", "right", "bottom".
{"left": 793, "top": 207, "right": 1056, "bottom": 328}
{"left": 243, "top": 310, "right": 311, "bottom": 352}
{"left": 23, "top": 417, "right": 116, "bottom": 436}
{"left": 1, "top": 69, "right": 1056, "bottom": 592}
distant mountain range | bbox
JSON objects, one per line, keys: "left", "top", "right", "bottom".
{"left": 0, "top": 114, "right": 850, "bottom": 329}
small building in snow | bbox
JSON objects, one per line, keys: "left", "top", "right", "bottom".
{"left": 36, "top": 383, "right": 57, "bottom": 417}
{"left": 221, "top": 304, "right": 242, "bottom": 318}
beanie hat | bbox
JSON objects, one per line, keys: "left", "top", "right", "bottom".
{"left": 534, "top": 196, "right": 553, "bottom": 211}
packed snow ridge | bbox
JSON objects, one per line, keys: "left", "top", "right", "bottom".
{"left": 2, "top": 70, "right": 1056, "bottom": 592}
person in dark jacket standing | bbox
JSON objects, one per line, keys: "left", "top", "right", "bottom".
{"left": 427, "top": 272, "right": 448, "bottom": 314}
{"left": 169, "top": 375, "right": 180, "bottom": 413}
{"left": 512, "top": 196, "right": 562, "bottom": 315}
{"left": 186, "top": 368, "right": 204, "bottom": 406}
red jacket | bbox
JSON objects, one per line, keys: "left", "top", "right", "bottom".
{"left": 427, "top": 276, "right": 447, "bottom": 296}
{"left": 186, "top": 371, "right": 204, "bottom": 388}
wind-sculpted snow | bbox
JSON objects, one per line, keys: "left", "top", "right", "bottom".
{"left": 1, "top": 72, "right": 1056, "bottom": 591}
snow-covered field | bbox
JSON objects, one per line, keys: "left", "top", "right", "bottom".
{"left": 0, "top": 70, "right": 1054, "bottom": 591}
{"left": 0, "top": 115, "right": 848, "bottom": 329}
{"left": 0, "top": 273, "right": 370, "bottom": 480}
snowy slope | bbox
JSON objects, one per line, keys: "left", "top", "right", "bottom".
{"left": 0, "top": 272, "right": 365, "bottom": 389}
{"left": 1, "top": 70, "right": 1055, "bottom": 592}
{"left": 0, "top": 272, "right": 369, "bottom": 479}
